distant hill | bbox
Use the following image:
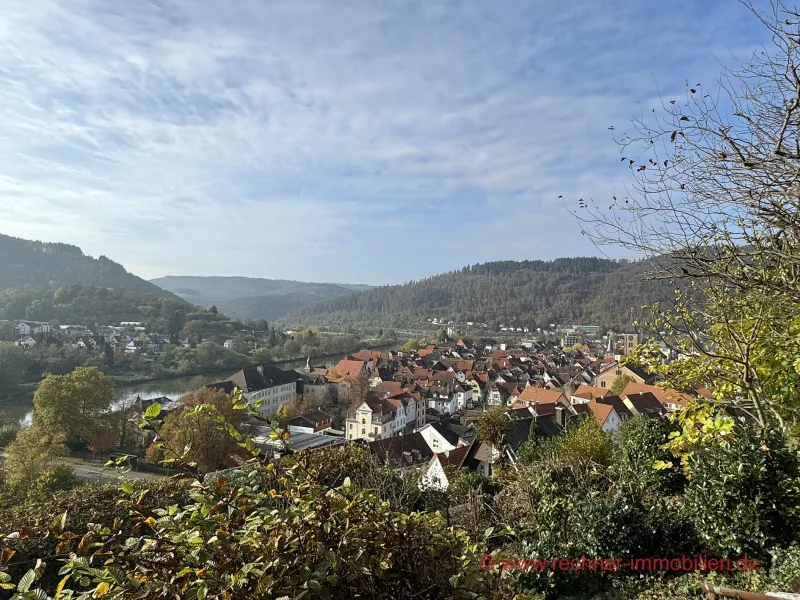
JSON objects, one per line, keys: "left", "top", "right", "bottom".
{"left": 150, "top": 276, "right": 373, "bottom": 320}
{"left": 0, "top": 233, "right": 179, "bottom": 299}
{"left": 280, "top": 257, "right": 675, "bottom": 331}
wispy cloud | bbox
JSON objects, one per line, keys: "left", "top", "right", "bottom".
{"left": 0, "top": 0, "right": 765, "bottom": 283}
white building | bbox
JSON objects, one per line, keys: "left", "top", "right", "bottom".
{"left": 207, "top": 365, "right": 300, "bottom": 416}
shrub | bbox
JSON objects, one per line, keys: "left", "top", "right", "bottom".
{"left": 683, "top": 425, "right": 800, "bottom": 559}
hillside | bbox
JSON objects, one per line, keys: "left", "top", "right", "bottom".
{"left": 0, "top": 233, "right": 178, "bottom": 299}
{"left": 281, "top": 257, "right": 674, "bottom": 331}
{"left": 0, "top": 285, "right": 189, "bottom": 328}
{"left": 150, "top": 275, "right": 372, "bottom": 320}
{"left": 214, "top": 291, "right": 359, "bottom": 322}
{"left": 150, "top": 275, "right": 371, "bottom": 305}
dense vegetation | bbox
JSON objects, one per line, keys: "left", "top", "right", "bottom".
{"left": 1, "top": 402, "right": 799, "bottom": 599}
{"left": 0, "top": 286, "right": 187, "bottom": 328}
{"left": 151, "top": 275, "right": 371, "bottom": 308}
{"left": 282, "top": 257, "right": 673, "bottom": 331}
{"left": 0, "top": 233, "right": 177, "bottom": 298}
{"left": 216, "top": 291, "right": 363, "bottom": 322}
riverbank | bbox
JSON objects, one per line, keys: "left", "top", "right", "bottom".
{"left": 0, "top": 340, "right": 401, "bottom": 410}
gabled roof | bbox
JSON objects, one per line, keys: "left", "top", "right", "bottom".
{"left": 288, "top": 410, "right": 333, "bottom": 430}
{"left": 426, "top": 421, "right": 462, "bottom": 447}
{"left": 623, "top": 391, "right": 667, "bottom": 418}
{"left": 333, "top": 359, "right": 366, "bottom": 379}
{"left": 220, "top": 365, "right": 299, "bottom": 393}
{"left": 572, "top": 384, "right": 613, "bottom": 401}
{"left": 517, "top": 386, "right": 565, "bottom": 404}
{"left": 368, "top": 432, "right": 433, "bottom": 465}
{"left": 622, "top": 382, "right": 692, "bottom": 407}
{"left": 594, "top": 394, "right": 633, "bottom": 420}
{"left": 585, "top": 400, "right": 615, "bottom": 426}
{"left": 436, "top": 443, "right": 473, "bottom": 468}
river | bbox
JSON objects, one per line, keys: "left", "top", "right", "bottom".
{"left": 3, "top": 354, "right": 347, "bottom": 426}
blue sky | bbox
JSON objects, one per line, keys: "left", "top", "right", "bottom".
{"left": 0, "top": 0, "right": 767, "bottom": 285}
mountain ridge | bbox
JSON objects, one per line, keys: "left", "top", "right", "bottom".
{"left": 279, "top": 257, "right": 673, "bottom": 331}
{"left": 0, "top": 233, "right": 180, "bottom": 300}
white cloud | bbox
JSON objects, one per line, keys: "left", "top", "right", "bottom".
{"left": 0, "top": 0, "right": 765, "bottom": 283}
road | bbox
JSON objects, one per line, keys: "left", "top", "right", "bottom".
{"left": 69, "top": 461, "right": 163, "bottom": 482}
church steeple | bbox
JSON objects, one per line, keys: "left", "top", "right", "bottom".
{"left": 304, "top": 357, "right": 311, "bottom": 373}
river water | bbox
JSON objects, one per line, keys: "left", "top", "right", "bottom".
{"left": 3, "top": 355, "right": 341, "bottom": 426}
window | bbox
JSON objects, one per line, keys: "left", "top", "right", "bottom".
{"left": 362, "top": 418, "right": 366, "bottom": 424}
{"left": 600, "top": 381, "right": 606, "bottom": 388}
{"left": 362, "top": 429, "right": 365, "bottom": 435}
{"left": 349, "top": 423, "right": 352, "bottom": 429}
{"left": 615, "top": 370, "right": 621, "bottom": 376}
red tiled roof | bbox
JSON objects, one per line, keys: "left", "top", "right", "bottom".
{"left": 622, "top": 382, "right": 691, "bottom": 407}
{"left": 333, "top": 359, "right": 366, "bottom": 380}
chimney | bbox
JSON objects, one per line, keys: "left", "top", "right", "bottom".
{"left": 555, "top": 405, "right": 565, "bottom": 428}
{"left": 257, "top": 365, "right": 264, "bottom": 376}
{"left": 533, "top": 400, "right": 540, "bottom": 417}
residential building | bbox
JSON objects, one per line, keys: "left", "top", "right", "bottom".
{"left": 345, "top": 397, "right": 398, "bottom": 441}
{"left": 594, "top": 362, "right": 656, "bottom": 390}
{"left": 368, "top": 432, "right": 433, "bottom": 469}
{"left": 288, "top": 410, "right": 333, "bottom": 435}
{"left": 207, "top": 365, "right": 300, "bottom": 416}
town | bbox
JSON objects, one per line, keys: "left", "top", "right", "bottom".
{"left": 125, "top": 320, "right": 700, "bottom": 491}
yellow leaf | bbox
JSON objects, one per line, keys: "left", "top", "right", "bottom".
{"left": 143, "top": 517, "right": 157, "bottom": 528}
{"left": 95, "top": 581, "right": 110, "bottom": 597}
{"left": 55, "top": 574, "right": 71, "bottom": 599}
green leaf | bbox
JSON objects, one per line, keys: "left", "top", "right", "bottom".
{"left": 121, "top": 482, "right": 134, "bottom": 494}
{"left": 17, "top": 569, "right": 35, "bottom": 592}
{"left": 144, "top": 402, "right": 162, "bottom": 418}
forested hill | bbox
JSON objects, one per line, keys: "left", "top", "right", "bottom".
{"left": 149, "top": 275, "right": 372, "bottom": 305}
{"left": 0, "top": 233, "right": 178, "bottom": 299}
{"left": 281, "top": 257, "right": 674, "bottom": 331}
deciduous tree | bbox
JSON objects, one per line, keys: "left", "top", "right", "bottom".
{"left": 150, "top": 387, "right": 248, "bottom": 474}
{"left": 31, "top": 367, "right": 115, "bottom": 446}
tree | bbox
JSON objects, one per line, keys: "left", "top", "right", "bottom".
{"left": 167, "top": 309, "right": 185, "bottom": 342}
{"left": 103, "top": 343, "right": 115, "bottom": 367}
{"left": 0, "top": 321, "right": 15, "bottom": 341}
{"left": 558, "top": 417, "right": 614, "bottom": 466}
{"left": 610, "top": 374, "right": 634, "bottom": 396}
{"left": 438, "top": 329, "right": 449, "bottom": 342}
{"left": 3, "top": 428, "right": 74, "bottom": 503}
{"left": 475, "top": 408, "right": 510, "bottom": 454}
{"left": 577, "top": 2, "right": 800, "bottom": 429}
{"left": 0, "top": 342, "right": 26, "bottom": 393}
{"left": 0, "top": 410, "right": 20, "bottom": 448}
{"left": 151, "top": 388, "right": 248, "bottom": 474}
{"left": 31, "top": 367, "right": 115, "bottom": 446}
{"left": 86, "top": 427, "right": 116, "bottom": 458}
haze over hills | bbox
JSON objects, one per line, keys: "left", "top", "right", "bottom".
{"left": 150, "top": 276, "right": 374, "bottom": 321}
{"left": 0, "top": 233, "right": 181, "bottom": 300}
{"left": 280, "top": 257, "right": 674, "bottom": 332}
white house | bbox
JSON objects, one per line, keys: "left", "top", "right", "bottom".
{"left": 20, "top": 336, "right": 37, "bottom": 348}
{"left": 15, "top": 323, "right": 31, "bottom": 336}
{"left": 223, "top": 339, "right": 235, "bottom": 350}
{"left": 206, "top": 365, "right": 300, "bottom": 416}
{"left": 416, "top": 421, "right": 465, "bottom": 454}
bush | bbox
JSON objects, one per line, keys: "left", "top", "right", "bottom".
{"left": 683, "top": 426, "right": 800, "bottom": 559}
{"left": 615, "top": 416, "right": 685, "bottom": 495}
{"left": 2, "top": 459, "right": 518, "bottom": 599}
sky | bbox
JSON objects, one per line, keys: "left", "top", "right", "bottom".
{"left": 0, "top": 0, "right": 769, "bottom": 285}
